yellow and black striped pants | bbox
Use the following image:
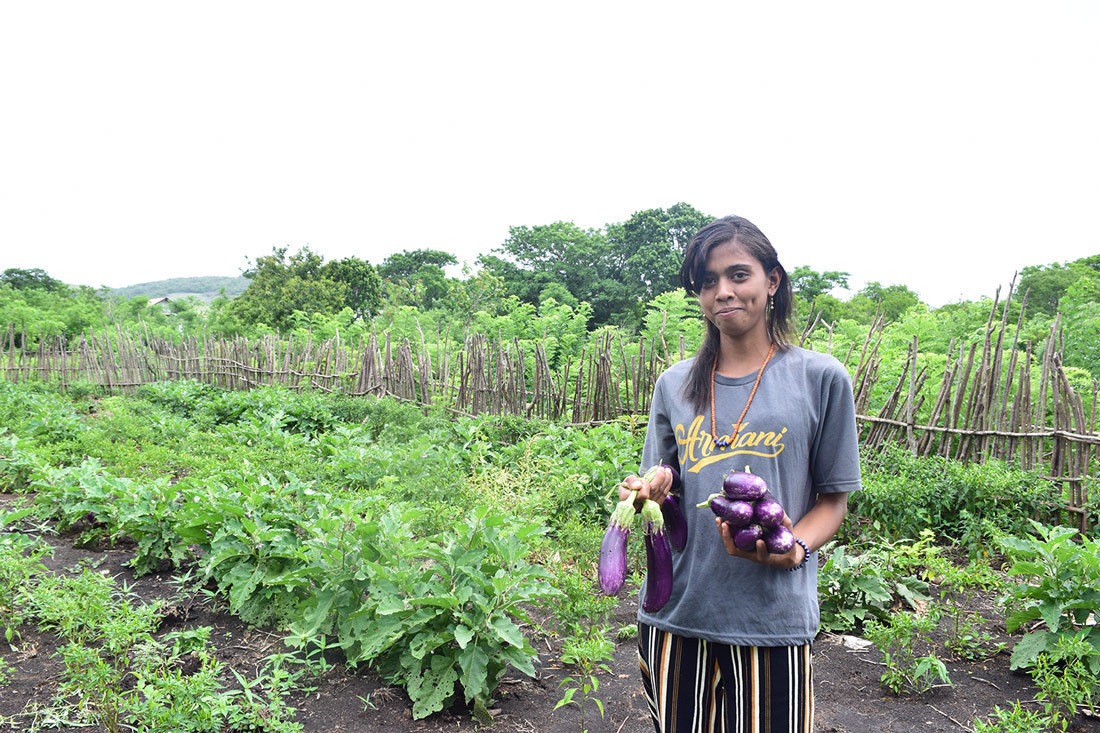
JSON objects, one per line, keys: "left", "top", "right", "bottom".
{"left": 638, "top": 622, "right": 814, "bottom": 733}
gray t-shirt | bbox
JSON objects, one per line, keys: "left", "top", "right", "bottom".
{"left": 637, "top": 346, "right": 862, "bottom": 646}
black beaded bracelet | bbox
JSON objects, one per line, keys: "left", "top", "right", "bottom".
{"left": 786, "top": 537, "right": 810, "bottom": 572}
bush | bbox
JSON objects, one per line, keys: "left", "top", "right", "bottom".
{"left": 852, "top": 445, "right": 1053, "bottom": 555}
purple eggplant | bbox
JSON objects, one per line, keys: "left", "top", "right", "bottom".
{"left": 753, "top": 497, "right": 785, "bottom": 529}
{"left": 732, "top": 523, "right": 765, "bottom": 552}
{"left": 598, "top": 523, "right": 629, "bottom": 595}
{"left": 643, "top": 525, "right": 673, "bottom": 611}
{"left": 641, "top": 463, "right": 685, "bottom": 552}
{"left": 598, "top": 490, "right": 639, "bottom": 595}
{"left": 701, "top": 494, "right": 754, "bottom": 527}
{"left": 764, "top": 526, "right": 795, "bottom": 554}
{"left": 661, "top": 495, "right": 687, "bottom": 552}
{"left": 723, "top": 470, "right": 768, "bottom": 502}
{"left": 640, "top": 500, "right": 673, "bottom": 612}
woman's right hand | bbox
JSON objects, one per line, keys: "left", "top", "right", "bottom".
{"left": 618, "top": 466, "right": 674, "bottom": 511}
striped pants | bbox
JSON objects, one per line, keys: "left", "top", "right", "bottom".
{"left": 637, "top": 623, "right": 814, "bottom": 733}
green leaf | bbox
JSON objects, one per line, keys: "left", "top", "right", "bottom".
{"left": 489, "top": 615, "right": 525, "bottom": 648}
{"left": 457, "top": 644, "right": 489, "bottom": 704}
{"left": 1010, "top": 630, "right": 1052, "bottom": 670}
{"left": 1005, "top": 606, "right": 1041, "bottom": 634}
{"left": 1006, "top": 560, "right": 1047, "bottom": 578}
{"left": 500, "top": 643, "right": 537, "bottom": 678}
{"left": 375, "top": 596, "right": 407, "bottom": 616}
{"left": 454, "top": 625, "right": 474, "bottom": 650}
{"left": 1038, "top": 599, "right": 1065, "bottom": 631}
{"left": 408, "top": 659, "right": 458, "bottom": 719}
{"left": 554, "top": 689, "right": 576, "bottom": 709}
{"left": 407, "top": 595, "right": 459, "bottom": 609}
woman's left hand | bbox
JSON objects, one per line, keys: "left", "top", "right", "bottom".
{"left": 715, "top": 513, "right": 805, "bottom": 570}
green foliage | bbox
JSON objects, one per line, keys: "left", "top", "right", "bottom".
{"left": 1060, "top": 275, "right": 1100, "bottom": 377}
{"left": 0, "top": 507, "right": 51, "bottom": 643}
{"left": 973, "top": 701, "right": 1049, "bottom": 733}
{"left": 1016, "top": 260, "right": 1094, "bottom": 317}
{"left": 1, "top": 267, "right": 64, "bottom": 292}
{"left": 922, "top": 548, "right": 1008, "bottom": 661}
{"left": 854, "top": 445, "right": 1051, "bottom": 554}
{"left": 606, "top": 203, "right": 714, "bottom": 310}
{"left": 486, "top": 205, "right": 712, "bottom": 328}
{"left": 641, "top": 290, "right": 704, "bottom": 361}
{"left": 816, "top": 538, "right": 930, "bottom": 633}
{"left": 378, "top": 248, "right": 458, "bottom": 283}
{"left": 287, "top": 506, "right": 560, "bottom": 720}
{"left": 11, "top": 557, "right": 301, "bottom": 733}
{"left": 555, "top": 625, "right": 614, "bottom": 733}
{"left": 998, "top": 520, "right": 1100, "bottom": 673}
{"left": 789, "top": 266, "right": 850, "bottom": 304}
{"left": 228, "top": 245, "right": 350, "bottom": 332}
{"left": 1030, "top": 632, "right": 1099, "bottom": 731}
{"left": 325, "top": 256, "right": 384, "bottom": 322}
{"left": 864, "top": 609, "right": 951, "bottom": 694}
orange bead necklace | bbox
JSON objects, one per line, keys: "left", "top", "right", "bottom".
{"left": 710, "top": 341, "right": 776, "bottom": 449}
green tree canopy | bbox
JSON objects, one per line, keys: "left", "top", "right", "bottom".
{"left": 485, "top": 204, "right": 714, "bottom": 327}
{"left": 229, "top": 246, "right": 348, "bottom": 332}
{"left": 1, "top": 268, "right": 64, "bottom": 292}
{"left": 789, "top": 266, "right": 850, "bottom": 303}
{"left": 607, "top": 203, "right": 714, "bottom": 304}
{"left": 324, "top": 257, "right": 383, "bottom": 322}
{"left": 1016, "top": 257, "right": 1100, "bottom": 317}
{"left": 378, "top": 249, "right": 457, "bottom": 282}
{"left": 854, "top": 282, "right": 923, "bottom": 322}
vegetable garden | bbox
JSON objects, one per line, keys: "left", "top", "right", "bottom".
{"left": 1, "top": 284, "right": 1099, "bottom": 731}
{"left": 1, "top": 374, "right": 1098, "bottom": 732}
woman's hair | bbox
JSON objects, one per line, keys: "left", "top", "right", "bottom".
{"left": 678, "top": 216, "right": 794, "bottom": 412}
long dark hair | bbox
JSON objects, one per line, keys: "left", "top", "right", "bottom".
{"left": 678, "top": 216, "right": 794, "bottom": 412}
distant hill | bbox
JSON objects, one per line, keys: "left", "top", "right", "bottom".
{"left": 110, "top": 276, "right": 250, "bottom": 303}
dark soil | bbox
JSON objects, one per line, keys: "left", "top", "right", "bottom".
{"left": 3, "top": 514, "right": 1100, "bottom": 733}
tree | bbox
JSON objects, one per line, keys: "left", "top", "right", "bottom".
{"left": 607, "top": 203, "right": 714, "bottom": 305}
{"left": 378, "top": 249, "right": 458, "bottom": 310}
{"left": 855, "top": 282, "right": 922, "bottom": 322}
{"left": 490, "top": 221, "right": 618, "bottom": 321}
{"left": 229, "top": 246, "right": 347, "bottom": 332}
{"left": 488, "top": 208, "right": 715, "bottom": 328}
{"left": 1060, "top": 276, "right": 1100, "bottom": 378}
{"left": 1015, "top": 263, "right": 1082, "bottom": 316}
{"left": 378, "top": 249, "right": 457, "bottom": 282}
{"left": 789, "top": 266, "right": 850, "bottom": 304}
{"left": 324, "top": 257, "right": 382, "bottom": 322}
{"left": 1, "top": 268, "right": 64, "bottom": 292}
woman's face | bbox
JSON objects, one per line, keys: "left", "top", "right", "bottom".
{"left": 697, "top": 240, "right": 780, "bottom": 341}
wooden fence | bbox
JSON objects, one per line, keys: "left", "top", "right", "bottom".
{"left": 3, "top": 293, "right": 1098, "bottom": 529}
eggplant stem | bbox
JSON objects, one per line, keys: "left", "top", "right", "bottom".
{"left": 695, "top": 492, "right": 725, "bottom": 509}
{"left": 641, "top": 499, "right": 665, "bottom": 534}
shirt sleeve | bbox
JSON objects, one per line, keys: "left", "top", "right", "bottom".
{"left": 640, "top": 371, "right": 681, "bottom": 478}
{"left": 809, "top": 360, "right": 862, "bottom": 494}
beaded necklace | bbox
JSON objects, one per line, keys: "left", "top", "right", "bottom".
{"left": 710, "top": 341, "right": 776, "bottom": 449}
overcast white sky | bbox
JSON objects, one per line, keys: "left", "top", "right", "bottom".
{"left": 2, "top": 2, "right": 1097, "bottom": 307}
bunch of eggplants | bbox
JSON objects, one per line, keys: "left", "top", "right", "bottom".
{"left": 699, "top": 467, "right": 795, "bottom": 555}
{"left": 598, "top": 463, "right": 686, "bottom": 612}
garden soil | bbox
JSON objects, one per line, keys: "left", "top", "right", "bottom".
{"left": 4, "top": 513, "right": 1100, "bottom": 733}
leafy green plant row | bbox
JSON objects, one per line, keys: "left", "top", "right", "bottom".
{"left": 818, "top": 521, "right": 1100, "bottom": 726}
{"left": 0, "top": 513, "right": 303, "bottom": 732}
{"left": 0, "top": 378, "right": 648, "bottom": 722}
{"left": 12, "top": 453, "right": 557, "bottom": 720}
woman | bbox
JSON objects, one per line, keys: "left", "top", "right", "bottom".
{"left": 621, "top": 215, "right": 861, "bottom": 732}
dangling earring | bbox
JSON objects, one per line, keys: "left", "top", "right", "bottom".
{"left": 768, "top": 294, "right": 774, "bottom": 315}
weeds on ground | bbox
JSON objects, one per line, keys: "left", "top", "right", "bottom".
{"left": 864, "top": 609, "right": 952, "bottom": 695}
{"left": 556, "top": 624, "right": 614, "bottom": 733}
